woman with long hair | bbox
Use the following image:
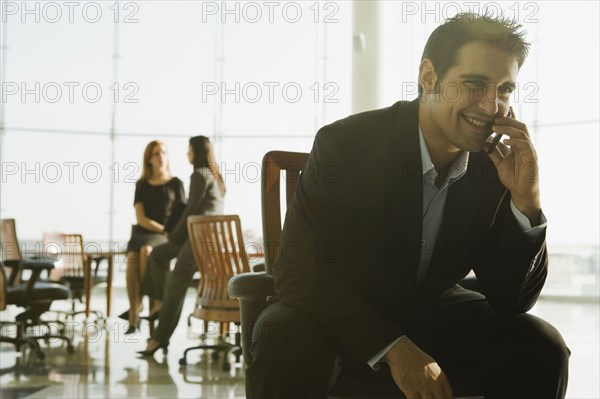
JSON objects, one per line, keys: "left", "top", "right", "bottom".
{"left": 121, "top": 141, "right": 185, "bottom": 334}
{"left": 137, "top": 136, "right": 225, "bottom": 355}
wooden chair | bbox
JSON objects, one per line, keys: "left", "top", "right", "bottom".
{"left": 1, "top": 218, "right": 29, "bottom": 286}
{"left": 0, "top": 263, "right": 5, "bottom": 312}
{"left": 228, "top": 150, "right": 309, "bottom": 366}
{"left": 43, "top": 233, "right": 105, "bottom": 323}
{"left": 178, "top": 215, "right": 249, "bottom": 370}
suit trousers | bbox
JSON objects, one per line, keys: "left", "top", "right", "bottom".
{"left": 247, "top": 297, "right": 570, "bottom": 399}
{"left": 141, "top": 240, "right": 196, "bottom": 345}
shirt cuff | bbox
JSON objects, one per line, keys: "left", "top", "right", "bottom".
{"left": 367, "top": 336, "right": 406, "bottom": 370}
{"left": 510, "top": 200, "right": 547, "bottom": 239}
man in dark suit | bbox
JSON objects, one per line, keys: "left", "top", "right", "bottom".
{"left": 248, "top": 13, "right": 570, "bottom": 398}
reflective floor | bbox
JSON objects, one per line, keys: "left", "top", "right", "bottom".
{"left": 1, "top": 286, "right": 598, "bottom": 399}
{"left": 0, "top": 285, "right": 245, "bottom": 399}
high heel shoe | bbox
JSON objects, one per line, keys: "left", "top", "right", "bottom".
{"left": 136, "top": 343, "right": 168, "bottom": 357}
{"left": 118, "top": 305, "right": 143, "bottom": 321}
{"left": 118, "top": 310, "right": 130, "bottom": 321}
{"left": 124, "top": 321, "right": 140, "bottom": 335}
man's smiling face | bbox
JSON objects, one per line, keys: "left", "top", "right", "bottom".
{"left": 420, "top": 41, "right": 519, "bottom": 153}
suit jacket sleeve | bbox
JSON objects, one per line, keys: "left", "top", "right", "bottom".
{"left": 273, "top": 124, "right": 403, "bottom": 371}
{"left": 473, "top": 192, "right": 549, "bottom": 314}
{"left": 168, "top": 171, "right": 207, "bottom": 245}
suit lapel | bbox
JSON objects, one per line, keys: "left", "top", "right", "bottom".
{"left": 385, "top": 99, "right": 423, "bottom": 283}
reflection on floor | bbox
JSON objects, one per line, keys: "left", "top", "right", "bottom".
{"left": 0, "top": 286, "right": 245, "bottom": 399}
{"left": 1, "top": 286, "right": 598, "bottom": 399}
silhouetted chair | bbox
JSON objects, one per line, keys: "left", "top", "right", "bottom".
{"left": 0, "top": 219, "right": 74, "bottom": 357}
{"left": 0, "top": 263, "right": 41, "bottom": 369}
{"left": 178, "top": 215, "right": 248, "bottom": 370}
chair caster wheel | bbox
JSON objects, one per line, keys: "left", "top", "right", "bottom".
{"left": 67, "top": 345, "right": 75, "bottom": 354}
{"left": 179, "top": 357, "right": 187, "bottom": 366}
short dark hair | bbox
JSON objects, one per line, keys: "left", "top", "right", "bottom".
{"left": 418, "top": 12, "right": 530, "bottom": 96}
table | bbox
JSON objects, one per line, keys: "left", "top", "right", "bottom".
{"left": 83, "top": 249, "right": 127, "bottom": 319}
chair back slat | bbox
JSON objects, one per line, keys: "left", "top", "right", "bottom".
{"left": 43, "top": 233, "right": 86, "bottom": 280}
{"left": 261, "top": 151, "right": 309, "bottom": 274}
{"left": 188, "top": 215, "right": 250, "bottom": 310}
{"left": 225, "top": 220, "right": 242, "bottom": 275}
{"left": 0, "top": 219, "right": 22, "bottom": 262}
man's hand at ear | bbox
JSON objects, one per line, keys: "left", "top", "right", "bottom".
{"left": 384, "top": 336, "right": 453, "bottom": 399}
{"left": 486, "top": 106, "right": 541, "bottom": 226}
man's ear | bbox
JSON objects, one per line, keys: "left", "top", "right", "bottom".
{"left": 419, "top": 59, "right": 438, "bottom": 94}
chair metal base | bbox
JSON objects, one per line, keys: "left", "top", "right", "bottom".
{"left": 178, "top": 331, "right": 242, "bottom": 372}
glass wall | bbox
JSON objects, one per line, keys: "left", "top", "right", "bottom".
{"left": 0, "top": 1, "right": 352, "bottom": 246}
{"left": 1, "top": 1, "right": 598, "bottom": 298}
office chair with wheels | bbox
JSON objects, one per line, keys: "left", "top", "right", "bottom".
{"left": 0, "top": 263, "right": 42, "bottom": 368}
{"left": 0, "top": 219, "right": 74, "bottom": 356}
{"left": 178, "top": 215, "right": 248, "bottom": 370}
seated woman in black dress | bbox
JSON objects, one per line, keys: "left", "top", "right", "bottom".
{"left": 121, "top": 140, "right": 185, "bottom": 334}
{"left": 137, "top": 135, "right": 225, "bottom": 355}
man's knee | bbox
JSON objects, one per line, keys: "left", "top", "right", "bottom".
{"left": 511, "top": 314, "right": 570, "bottom": 371}
{"left": 250, "top": 302, "right": 331, "bottom": 366}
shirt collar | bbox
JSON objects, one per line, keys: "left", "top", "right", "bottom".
{"left": 418, "top": 125, "right": 469, "bottom": 180}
